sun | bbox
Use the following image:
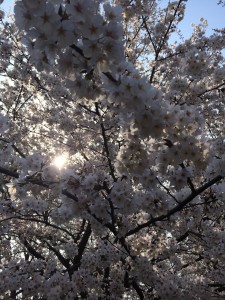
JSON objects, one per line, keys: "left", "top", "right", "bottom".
{"left": 53, "top": 154, "right": 68, "bottom": 169}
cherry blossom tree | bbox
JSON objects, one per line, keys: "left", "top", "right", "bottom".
{"left": 1, "top": 0, "right": 225, "bottom": 299}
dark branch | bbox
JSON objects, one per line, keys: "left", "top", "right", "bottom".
{"left": 126, "top": 175, "right": 223, "bottom": 237}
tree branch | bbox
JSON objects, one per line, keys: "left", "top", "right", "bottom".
{"left": 126, "top": 175, "right": 223, "bottom": 237}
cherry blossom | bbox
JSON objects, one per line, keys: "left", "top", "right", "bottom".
{"left": 0, "top": 0, "right": 225, "bottom": 299}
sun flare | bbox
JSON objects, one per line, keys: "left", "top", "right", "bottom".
{"left": 53, "top": 154, "right": 68, "bottom": 169}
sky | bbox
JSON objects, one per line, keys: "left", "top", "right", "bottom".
{"left": 177, "top": 0, "right": 225, "bottom": 38}
{"left": 1, "top": 0, "right": 225, "bottom": 39}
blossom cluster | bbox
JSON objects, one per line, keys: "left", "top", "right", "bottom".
{"left": 0, "top": 0, "right": 225, "bottom": 299}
